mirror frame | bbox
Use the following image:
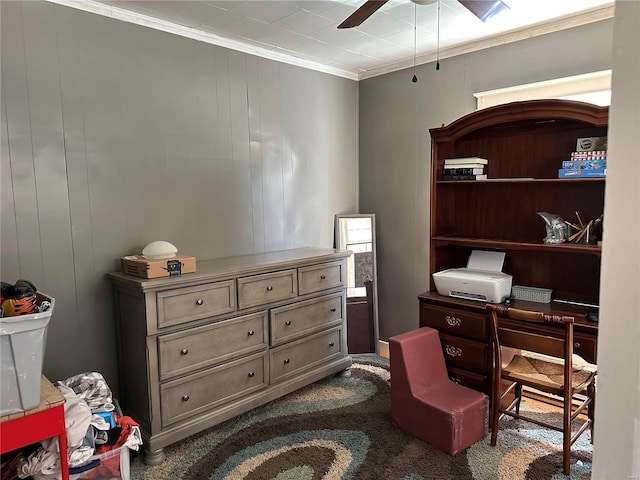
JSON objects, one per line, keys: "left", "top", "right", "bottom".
{"left": 334, "top": 213, "right": 379, "bottom": 354}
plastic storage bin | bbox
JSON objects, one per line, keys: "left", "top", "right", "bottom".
{"left": 0, "top": 293, "right": 54, "bottom": 416}
{"left": 70, "top": 445, "right": 130, "bottom": 480}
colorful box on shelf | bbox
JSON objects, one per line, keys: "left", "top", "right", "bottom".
{"left": 558, "top": 168, "right": 606, "bottom": 178}
{"left": 570, "top": 151, "right": 607, "bottom": 160}
{"left": 576, "top": 136, "right": 607, "bottom": 152}
{"left": 562, "top": 158, "right": 607, "bottom": 170}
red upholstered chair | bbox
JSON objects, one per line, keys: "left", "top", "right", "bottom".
{"left": 389, "top": 327, "right": 489, "bottom": 455}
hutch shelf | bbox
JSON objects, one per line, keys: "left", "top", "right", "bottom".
{"left": 420, "top": 99, "right": 606, "bottom": 397}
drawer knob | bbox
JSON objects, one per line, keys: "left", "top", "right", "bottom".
{"left": 574, "top": 342, "right": 581, "bottom": 349}
{"left": 196, "top": 299, "right": 204, "bottom": 306}
{"left": 180, "top": 348, "right": 189, "bottom": 355}
{"left": 329, "top": 342, "right": 335, "bottom": 347}
{"left": 266, "top": 285, "right": 273, "bottom": 291}
{"left": 248, "top": 330, "right": 255, "bottom": 336}
{"left": 284, "top": 358, "right": 290, "bottom": 364}
{"left": 181, "top": 395, "right": 190, "bottom": 402}
{"left": 285, "top": 320, "right": 292, "bottom": 326}
{"left": 248, "top": 371, "right": 255, "bottom": 378}
{"left": 320, "top": 275, "right": 326, "bottom": 280}
{"left": 330, "top": 307, "right": 336, "bottom": 312}
{"left": 445, "top": 345, "right": 462, "bottom": 357}
{"left": 445, "top": 315, "right": 461, "bottom": 327}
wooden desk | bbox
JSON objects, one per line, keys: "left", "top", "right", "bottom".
{"left": 418, "top": 291, "right": 598, "bottom": 399}
{"left": 0, "top": 376, "right": 69, "bottom": 480}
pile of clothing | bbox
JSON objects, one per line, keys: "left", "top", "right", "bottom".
{"left": 14, "top": 372, "right": 142, "bottom": 480}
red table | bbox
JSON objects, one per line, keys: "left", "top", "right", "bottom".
{"left": 0, "top": 375, "right": 69, "bottom": 480}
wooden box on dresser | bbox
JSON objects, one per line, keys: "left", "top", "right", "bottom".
{"left": 420, "top": 100, "right": 605, "bottom": 399}
{"left": 107, "top": 247, "right": 352, "bottom": 465}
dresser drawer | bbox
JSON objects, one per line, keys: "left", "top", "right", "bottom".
{"left": 298, "top": 261, "right": 345, "bottom": 295}
{"left": 270, "top": 292, "right": 344, "bottom": 346}
{"left": 270, "top": 326, "right": 343, "bottom": 383}
{"left": 158, "top": 312, "right": 268, "bottom": 380}
{"left": 439, "top": 333, "right": 490, "bottom": 374}
{"left": 237, "top": 270, "right": 297, "bottom": 309}
{"left": 157, "top": 281, "right": 236, "bottom": 328}
{"left": 421, "top": 304, "right": 488, "bottom": 341}
{"left": 160, "top": 352, "right": 268, "bottom": 426}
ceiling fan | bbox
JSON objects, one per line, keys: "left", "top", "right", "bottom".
{"left": 337, "top": 0, "right": 510, "bottom": 29}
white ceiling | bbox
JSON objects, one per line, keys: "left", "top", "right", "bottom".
{"left": 50, "top": 0, "right": 615, "bottom": 80}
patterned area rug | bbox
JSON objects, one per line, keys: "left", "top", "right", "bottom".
{"left": 130, "top": 355, "right": 592, "bottom": 480}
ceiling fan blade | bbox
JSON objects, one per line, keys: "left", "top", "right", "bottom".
{"left": 337, "top": 0, "right": 389, "bottom": 29}
{"left": 458, "top": 0, "right": 510, "bottom": 22}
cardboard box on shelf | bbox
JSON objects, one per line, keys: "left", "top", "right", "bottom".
{"left": 120, "top": 255, "right": 196, "bottom": 279}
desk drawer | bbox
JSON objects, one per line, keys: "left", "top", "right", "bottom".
{"left": 270, "top": 292, "right": 344, "bottom": 346}
{"left": 160, "top": 352, "right": 268, "bottom": 426}
{"left": 574, "top": 333, "right": 597, "bottom": 364}
{"left": 439, "top": 333, "right": 490, "bottom": 374}
{"left": 298, "top": 261, "right": 344, "bottom": 295}
{"left": 158, "top": 312, "right": 268, "bottom": 380}
{"left": 447, "top": 366, "right": 489, "bottom": 394}
{"left": 270, "top": 326, "right": 343, "bottom": 383}
{"left": 237, "top": 270, "right": 297, "bottom": 309}
{"left": 157, "top": 281, "right": 236, "bottom": 328}
{"left": 421, "top": 304, "right": 488, "bottom": 341}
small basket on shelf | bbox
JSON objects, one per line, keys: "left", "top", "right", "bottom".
{"left": 511, "top": 285, "right": 552, "bottom": 304}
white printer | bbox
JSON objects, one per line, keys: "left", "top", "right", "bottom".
{"left": 432, "top": 250, "right": 512, "bottom": 303}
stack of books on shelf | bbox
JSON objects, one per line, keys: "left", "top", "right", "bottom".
{"left": 442, "top": 157, "right": 488, "bottom": 180}
{"left": 558, "top": 136, "right": 607, "bottom": 178}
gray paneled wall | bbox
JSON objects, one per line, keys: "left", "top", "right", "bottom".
{"left": 359, "top": 19, "right": 614, "bottom": 341}
{"left": 1, "top": 1, "right": 358, "bottom": 390}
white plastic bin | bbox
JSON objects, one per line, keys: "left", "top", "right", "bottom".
{"left": 0, "top": 293, "right": 54, "bottom": 415}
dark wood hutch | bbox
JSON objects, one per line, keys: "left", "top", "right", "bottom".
{"left": 419, "top": 99, "right": 606, "bottom": 398}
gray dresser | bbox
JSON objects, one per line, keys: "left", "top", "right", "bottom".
{"left": 107, "top": 247, "right": 352, "bottom": 464}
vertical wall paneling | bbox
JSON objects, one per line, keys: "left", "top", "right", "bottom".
{"left": 246, "top": 55, "right": 265, "bottom": 253}
{"left": 1, "top": 1, "right": 45, "bottom": 286}
{"left": 225, "top": 50, "right": 255, "bottom": 257}
{"left": 0, "top": 1, "right": 358, "bottom": 385}
{"left": 1, "top": 71, "right": 21, "bottom": 278}
{"left": 258, "top": 59, "right": 285, "bottom": 253}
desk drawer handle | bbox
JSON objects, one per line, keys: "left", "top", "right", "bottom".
{"left": 181, "top": 395, "right": 190, "bottom": 402}
{"left": 248, "top": 371, "right": 255, "bottom": 378}
{"left": 180, "top": 348, "right": 189, "bottom": 355}
{"left": 248, "top": 330, "right": 255, "bottom": 336}
{"left": 266, "top": 285, "right": 273, "bottom": 291}
{"left": 445, "top": 345, "right": 462, "bottom": 357}
{"left": 284, "top": 358, "right": 290, "bottom": 364}
{"left": 196, "top": 299, "right": 204, "bottom": 306}
{"left": 320, "top": 275, "right": 326, "bottom": 280}
{"left": 329, "top": 342, "right": 335, "bottom": 347}
{"left": 445, "top": 315, "right": 461, "bottom": 327}
{"left": 285, "top": 320, "right": 292, "bottom": 326}
{"left": 330, "top": 307, "right": 337, "bottom": 312}
{"left": 574, "top": 342, "right": 581, "bottom": 349}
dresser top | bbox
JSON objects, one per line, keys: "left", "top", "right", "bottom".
{"left": 108, "top": 247, "right": 350, "bottom": 290}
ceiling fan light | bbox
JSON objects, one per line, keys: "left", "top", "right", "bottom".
{"left": 411, "top": 0, "right": 437, "bottom": 5}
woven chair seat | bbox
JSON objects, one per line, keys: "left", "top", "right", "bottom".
{"left": 504, "top": 354, "right": 596, "bottom": 392}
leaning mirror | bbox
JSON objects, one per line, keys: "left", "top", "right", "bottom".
{"left": 334, "top": 214, "right": 379, "bottom": 354}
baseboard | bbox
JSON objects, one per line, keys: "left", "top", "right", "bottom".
{"left": 378, "top": 340, "right": 389, "bottom": 358}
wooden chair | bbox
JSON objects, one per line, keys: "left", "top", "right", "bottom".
{"left": 486, "top": 304, "right": 596, "bottom": 475}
